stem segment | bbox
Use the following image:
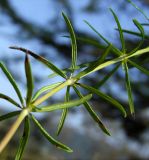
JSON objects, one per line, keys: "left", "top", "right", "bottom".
{"left": 0, "top": 109, "right": 29, "bottom": 153}
{"left": 32, "top": 78, "right": 76, "bottom": 106}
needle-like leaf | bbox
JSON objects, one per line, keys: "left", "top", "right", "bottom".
{"left": 9, "top": 46, "right": 67, "bottom": 79}
{"left": 110, "top": 8, "right": 125, "bottom": 53}
{"left": 73, "top": 86, "right": 111, "bottom": 136}
{"left": 32, "top": 82, "right": 62, "bottom": 102}
{"left": 128, "top": 60, "right": 149, "bottom": 76}
{"left": 129, "top": 19, "right": 145, "bottom": 54}
{"left": 25, "top": 54, "right": 34, "bottom": 106}
{"left": 62, "top": 13, "right": 77, "bottom": 73}
{"left": 0, "top": 62, "right": 24, "bottom": 105}
{"left": 31, "top": 114, "right": 72, "bottom": 152}
{"left": 119, "top": 29, "right": 149, "bottom": 39}
{"left": 34, "top": 94, "right": 92, "bottom": 112}
{"left": 127, "top": 0, "right": 149, "bottom": 20}
{"left": 78, "top": 83, "right": 126, "bottom": 117}
{"left": 0, "top": 111, "right": 20, "bottom": 121}
{"left": 95, "top": 64, "right": 120, "bottom": 88}
{"left": 0, "top": 93, "right": 21, "bottom": 108}
{"left": 15, "top": 116, "right": 30, "bottom": 160}
{"left": 84, "top": 20, "right": 122, "bottom": 56}
{"left": 57, "top": 86, "right": 70, "bottom": 135}
{"left": 123, "top": 62, "right": 134, "bottom": 115}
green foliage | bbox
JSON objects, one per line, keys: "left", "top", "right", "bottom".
{"left": 0, "top": 2, "right": 149, "bottom": 159}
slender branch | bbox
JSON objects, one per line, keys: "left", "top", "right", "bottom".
{"left": 0, "top": 109, "right": 29, "bottom": 153}
{"left": 32, "top": 78, "right": 76, "bottom": 106}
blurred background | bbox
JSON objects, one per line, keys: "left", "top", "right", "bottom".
{"left": 0, "top": 0, "right": 149, "bottom": 159}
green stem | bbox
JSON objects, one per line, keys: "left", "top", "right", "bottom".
{"left": 0, "top": 109, "right": 29, "bottom": 153}
{"left": 32, "top": 78, "right": 76, "bottom": 106}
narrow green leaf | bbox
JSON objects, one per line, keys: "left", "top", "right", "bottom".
{"left": 128, "top": 60, "right": 149, "bottom": 76}
{"left": 123, "top": 62, "right": 134, "bottom": 115}
{"left": 129, "top": 19, "right": 145, "bottom": 54}
{"left": 73, "top": 86, "right": 111, "bottom": 136}
{"left": 57, "top": 86, "right": 70, "bottom": 136}
{"left": 84, "top": 20, "right": 122, "bottom": 56}
{"left": 31, "top": 114, "right": 72, "bottom": 152}
{"left": 127, "top": 0, "right": 149, "bottom": 20}
{"left": 25, "top": 54, "right": 34, "bottom": 106}
{"left": 95, "top": 64, "right": 120, "bottom": 88}
{"left": 32, "top": 82, "right": 62, "bottom": 102}
{"left": 95, "top": 64, "right": 121, "bottom": 88}
{"left": 0, "top": 93, "right": 21, "bottom": 108}
{"left": 77, "top": 36, "right": 106, "bottom": 49}
{"left": 9, "top": 46, "right": 67, "bottom": 79}
{"left": 110, "top": 8, "right": 125, "bottom": 53}
{"left": 15, "top": 116, "right": 30, "bottom": 160}
{"left": 97, "top": 44, "right": 112, "bottom": 63}
{"left": 78, "top": 83, "right": 126, "bottom": 117}
{"left": 119, "top": 29, "right": 149, "bottom": 39}
{"left": 62, "top": 12, "right": 77, "bottom": 73}
{"left": 0, "top": 111, "right": 20, "bottom": 121}
{"left": 34, "top": 94, "right": 92, "bottom": 112}
{"left": 0, "top": 62, "right": 24, "bottom": 105}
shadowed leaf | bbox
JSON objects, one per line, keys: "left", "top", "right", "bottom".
{"left": 0, "top": 62, "right": 24, "bottom": 105}
{"left": 57, "top": 86, "right": 70, "bottom": 136}
{"left": 110, "top": 8, "right": 125, "bottom": 53}
{"left": 62, "top": 13, "right": 77, "bottom": 73}
{"left": 128, "top": 60, "right": 149, "bottom": 76}
{"left": 123, "top": 62, "right": 134, "bottom": 115}
{"left": 31, "top": 115, "right": 72, "bottom": 152}
{"left": 0, "top": 93, "right": 21, "bottom": 108}
{"left": 0, "top": 111, "right": 20, "bottom": 121}
{"left": 25, "top": 54, "right": 34, "bottom": 106}
{"left": 95, "top": 64, "right": 120, "bottom": 88}
{"left": 78, "top": 83, "right": 127, "bottom": 117}
{"left": 73, "top": 86, "right": 111, "bottom": 136}
{"left": 15, "top": 116, "right": 30, "bottom": 160}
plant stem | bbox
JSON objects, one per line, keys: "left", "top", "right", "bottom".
{"left": 32, "top": 78, "right": 76, "bottom": 106}
{"left": 0, "top": 109, "right": 29, "bottom": 153}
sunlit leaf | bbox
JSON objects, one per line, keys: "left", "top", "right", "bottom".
{"left": 32, "top": 82, "right": 62, "bottom": 102}
{"left": 78, "top": 83, "right": 126, "bottom": 117}
{"left": 15, "top": 116, "right": 30, "bottom": 160}
{"left": 73, "top": 86, "right": 111, "bottom": 136}
{"left": 34, "top": 94, "right": 92, "bottom": 112}
{"left": 123, "top": 62, "right": 134, "bottom": 115}
{"left": 0, "top": 62, "right": 24, "bottom": 105}
{"left": 57, "top": 86, "right": 70, "bottom": 135}
{"left": 31, "top": 114, "right": 72, "bottom": 152}
{"left": 0, "top": 93, "right": 21, "bottom": 108}
{"left": 62, "top": 13, "right": 77, "bottom": 73}
{"left": 25, "top": 54, "right": 34, "bottom": 106}
{"left": 110, "top": 8, "right": 125, "bottom": 53}
{"left": 9, "top": 46, "right": 67, "bottom": 79}
{"left": 0, "top": 111, "right": 20, "bottom": 121}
